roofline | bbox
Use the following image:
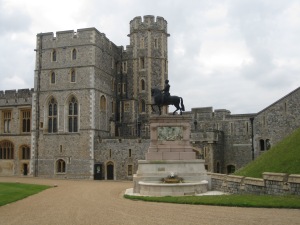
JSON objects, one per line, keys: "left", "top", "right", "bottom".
{"left": 257, "top": 86, "right": 300, "bottom": 115}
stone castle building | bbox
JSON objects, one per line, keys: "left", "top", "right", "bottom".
{"left": 0, "top": 15, "right": 299, "bottom": 180}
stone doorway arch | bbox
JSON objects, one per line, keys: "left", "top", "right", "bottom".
{"left": 106, "top": 161, "right": 114, "bottom": 180}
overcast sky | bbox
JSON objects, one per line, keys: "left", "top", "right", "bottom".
{"left": 0, "top": 0, "right": 299, "bottom": 114}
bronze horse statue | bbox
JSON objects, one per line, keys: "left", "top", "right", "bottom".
{"left": 151, "top": 88, "right": 185, "bottom": 115}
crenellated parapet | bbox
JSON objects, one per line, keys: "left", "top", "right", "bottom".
{"left": 36, "top": 27, "right": 116, "bottom": 51}
{"left": 0, "top": 88, "right": 33, "bottom": 105}
{"left": 129, "top": 15, "right": 169, "bottom": 34}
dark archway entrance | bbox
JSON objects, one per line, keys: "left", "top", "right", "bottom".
{"left": 107, "top": 162, "right": 114, "bottom": 180}
{"left": 94, "top": 163, "right": 102, "bottom": 180}
{"left": 23, "top": 164, "right": 28, "bottom": 176}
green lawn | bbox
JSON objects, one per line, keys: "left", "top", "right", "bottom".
{"left": 234, "top": 127, "right": 300, "bottom": 178}
{"left": 0, "top": 182, "right": 51, "bottom": 206}
{"left": 124, "top": 194, "right": 300, "bottom": 208}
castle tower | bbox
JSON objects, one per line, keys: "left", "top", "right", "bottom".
{"left": 32, "top": 28, "right": 120, "bottom": 179}
{"left": 117, "top": 16, "right": 170, "bottom": 137}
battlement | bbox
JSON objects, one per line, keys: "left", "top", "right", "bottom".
{"left": 0, "top": 88, "right": 33, "bottom": 99}
{"left": 0, "top": 88, "right": 33, "bottom": 107}
{"left": 130, "top": 15, "right": 168, "bottom": 33}
{"left": 192, "top": 107, "right": 232, "bottom": 120}
{"left": 36, "top": 27, "right": 116, "bottom": 50}
{"left": 37, "top": 27, "right": 106, "bottom": 40}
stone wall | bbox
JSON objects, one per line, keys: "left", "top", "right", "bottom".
{"left": 210, "top": 172, "right": 300, "bottom": 195}
{"left": 254, "top": 87, "right": 300, "bottom": 158}
{"left": 94, "top": 138, "right": 149, "bottom": 180}
{"left": 0, "top": 89, "right": 32, "bottom": 176}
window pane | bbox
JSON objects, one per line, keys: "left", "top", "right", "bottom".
{"left": 69, "top": 103, "right": 73, "bottom": 115}
{"left": 27, "top": 119, "right": 30, "bottom": 132}
{"left": 74, "top": 117, "right": 78, "bottom": 132}
{"left": 74, "top": 103, "right": 78, "bottom": 115}
{"left": 23, "top": 119, "right": 26, "bottom": 132}
{"left": 48, "top": 118, "right": 53, "bottom": 133}
{"left": 54, "top": 104, "right": 57, "bottom": 115}
{"left": 49, "top": 104, "right": 53, "bottom": 116}
{"left": 69, "top": 118, "right": 73, "bottom": 132}
{"left": 53, "top": 118, "right": 57, "bottom": 132}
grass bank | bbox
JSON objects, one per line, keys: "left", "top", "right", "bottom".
{"left": 0, "top": 182, "right": 51, "bottom": 206}
{"left": 234, "top": 127, "right": 300, "bottom": 178}
{"left": 124, "top": 194, "right": 300, "bottom": 208}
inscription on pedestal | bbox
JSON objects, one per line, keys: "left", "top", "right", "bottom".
{"left": 157, "top": 126, "right": 183, "bottom": 141}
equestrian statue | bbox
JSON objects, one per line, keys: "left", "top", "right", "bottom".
{"left": 151, "top": 79, "right": 185, "bottom": 115}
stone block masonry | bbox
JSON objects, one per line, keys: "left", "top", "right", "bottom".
{"left": 210, "top": 172, "right": 300, "bottom": 196}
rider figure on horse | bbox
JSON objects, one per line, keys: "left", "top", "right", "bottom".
{"left": 161, "top": 79, "right": 170, "bottom": 104}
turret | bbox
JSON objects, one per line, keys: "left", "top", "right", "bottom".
{"left": 128, "top": 15, "right": 170, "bottom": 115}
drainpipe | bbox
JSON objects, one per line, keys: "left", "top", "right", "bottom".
{"left": 34, "top": 34, "right": 42, "bottom": 176}
{"left": 250, "top": 117, "right": 254, "bottom": 160}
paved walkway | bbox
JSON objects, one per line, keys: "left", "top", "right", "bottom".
{"left": 0, "top": 177, "right": 299, "bottom": 225}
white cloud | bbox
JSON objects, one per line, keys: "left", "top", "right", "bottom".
{"left": 0, "top": 0, "right": 299, "bottom": 114}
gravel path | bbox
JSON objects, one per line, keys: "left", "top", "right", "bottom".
{"left": 0, "top": 177, "right": 299, "bottom": 225}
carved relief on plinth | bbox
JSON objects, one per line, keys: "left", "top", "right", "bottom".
{"left": 157, "top": 126, "right": 183, "bottom": 141}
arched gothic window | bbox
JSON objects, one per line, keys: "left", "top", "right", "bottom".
{"left": 56, "top": 159, "right": 66, "bottom": 173}
{"left": 72, "top": 49, "right": 77, "bottom": 60}
{"left": 0, "top": 141, "right": 14, "bottom": 159}
{"left": 100, "top": 95, "right": 106, "bottom": 111}
{"left": 48, "top": 97, "right": 58, "bottom": 133}
{"left": 68, "top": 97, "right": 78, "bottom": 132}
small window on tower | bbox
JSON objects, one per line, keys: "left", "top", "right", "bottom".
{"left": 154, "top": 38, "right": 158, "bottom": 48}
{"left": 123, "top": 83, "right": 127, "bottom": 93}
{"left": 124, "top": 102, "right": 130, "bottom": 112}
{"left": 140, "top": 79, "right": 145, "bottom": 91}
{"left": 72, "top": 49, "right": 77, "bottom": 60}
{"left": 50, "top": 72, "right": 56, "bottom": 84}
{"left": 140, "top": 57, "right": 145, "bottom": 69}
{"left": 71, "top": 69, "right": 76, "bottom": 83}
{"left": 52, "top": 49, "right": 57, "bottom": 62}
{"left": 122, "top": 61, "right": 127, "bottom": 73}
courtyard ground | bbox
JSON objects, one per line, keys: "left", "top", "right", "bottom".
{"left": 0, "top": 177, "right": 299, "bottom": 225}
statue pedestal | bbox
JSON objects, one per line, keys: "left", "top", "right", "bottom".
{"left": 133, "top": 115, "right": 209, "bottom": 196}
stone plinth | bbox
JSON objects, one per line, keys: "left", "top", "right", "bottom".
{"left": 133, "top": 115, "right": 209, "bottom": 196}
{"left": 146, "top": 115, "right": 195, "bottom": 160}
{"left": 139, "top": 180, "right": 208, "bottom": 196}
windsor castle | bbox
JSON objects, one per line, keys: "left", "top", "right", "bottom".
{"left": 0, "top": 15, "right": 299, "bottom": 180}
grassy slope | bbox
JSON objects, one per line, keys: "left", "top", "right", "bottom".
{"left": 235, "top": 127, "right": 300, "bottom": 178}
